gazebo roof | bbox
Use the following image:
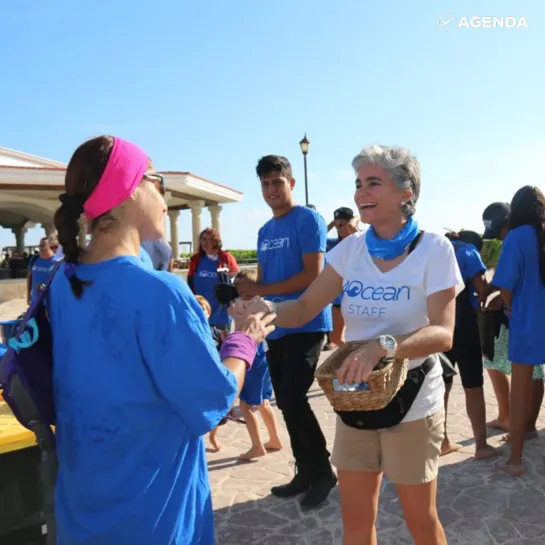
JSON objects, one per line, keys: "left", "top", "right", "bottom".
{"left": 0, "top": 146, "right": 243, "bottom": 217}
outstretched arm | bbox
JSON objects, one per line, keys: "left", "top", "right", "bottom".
{"left": 259, "top": 264, "right": 343, "bottom": 327}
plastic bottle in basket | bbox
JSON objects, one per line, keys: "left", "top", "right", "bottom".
{"left": 332, "top": 379, "right": 371, "bottom": 392}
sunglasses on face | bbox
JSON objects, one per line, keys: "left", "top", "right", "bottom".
{"left": 144, "top": 172, "right": 166, "bottom": 196}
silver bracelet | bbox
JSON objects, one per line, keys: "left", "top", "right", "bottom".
{"left": 267, "top": 301, "right": 278, "bottom": 315}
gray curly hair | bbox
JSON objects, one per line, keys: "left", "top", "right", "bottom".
{"left": 351, "top": 145, "right": 421, "bottom": 218}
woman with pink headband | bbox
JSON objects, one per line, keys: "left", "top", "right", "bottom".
{"left": 48, "top": 135, "right": 275, "bottom": 545}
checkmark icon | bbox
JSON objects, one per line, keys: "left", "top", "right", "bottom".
{"left": 438, "top": 13, "right": 456, "bottom": 31}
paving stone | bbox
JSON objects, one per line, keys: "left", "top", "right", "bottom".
{"left": 210, "top": 352, "right": 545, "bottom": 544}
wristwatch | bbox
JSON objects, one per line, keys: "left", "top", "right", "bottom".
{"left": 266, "top": 301, "right": 278, "bottom": 315}
{"left": 378, "top": 335, "right": 397, "bottom": 359}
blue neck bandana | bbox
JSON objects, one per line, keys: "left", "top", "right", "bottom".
{"left": 366, "top": 217, "right": 419, "bottom": 260}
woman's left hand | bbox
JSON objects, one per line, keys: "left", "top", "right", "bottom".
{"left": 336, "top": 340, "right": 386, "bottom": 384}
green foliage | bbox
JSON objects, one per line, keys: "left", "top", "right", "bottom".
{"left": 481, "top": 239, "right": 502, "bottom": 269}
{"left": 227, "top": 249, "right": 258, "bottom": 261}
{"left": 178, "top": 249, "right": 258, "bottom": 262}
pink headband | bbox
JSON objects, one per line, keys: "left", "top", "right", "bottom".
{"left": 83, "top": 137, "right": 149, "bottom": 220}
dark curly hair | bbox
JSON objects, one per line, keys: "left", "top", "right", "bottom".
{"left": 508, "top": 185, "right": 545, "bottom": 285}
{"left": 198, "top": 228, "right": 222, "bottom": 253}
{"left": 54, "top": 135, "right": 116, "bottom": 298}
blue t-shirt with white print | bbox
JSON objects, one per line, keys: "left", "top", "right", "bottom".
{"left": 30, "top": 255, "right": 61, "bottom": 302}
{"left": 451, "top": 240, "right": 486, "bottom": 309}
{"left": 49, "top": 256, "right": 237, "bottom": 545}
{"left": 493, "top": 225, "right": 545, "bottom": 365}
{"left": 193, "top": 255, "right": 230, "bottom": 327}
{"left": 258, "top": 205, "right": 332, "bottom": 339}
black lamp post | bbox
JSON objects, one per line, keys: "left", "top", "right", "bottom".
{"left": 299, "top": 134, "right": 310, "bottom": 206}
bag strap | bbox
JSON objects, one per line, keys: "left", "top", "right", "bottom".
{"left": 16, "top": 259, "right": 64, "bottom": 332}
{"left": 43, "top": 259, "right": 64, "bottom": 293}
{"left": 407, "top": 230, "right": 424, "bottom": 255}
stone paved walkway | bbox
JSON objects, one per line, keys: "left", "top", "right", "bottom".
{"left": 208, "top": 353, "right": 545, "bottom": 545}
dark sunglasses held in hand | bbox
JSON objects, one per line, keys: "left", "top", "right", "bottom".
{"left": 214, "top": 268, "right": 239, "bottom": 308}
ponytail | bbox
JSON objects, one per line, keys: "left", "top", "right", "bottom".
{"left": 54, "top": 194, "right": 89, "bottom": 299}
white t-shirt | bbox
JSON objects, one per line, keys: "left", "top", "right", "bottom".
{"left": 326, "top": 230, "right": 464, "bottom": 423}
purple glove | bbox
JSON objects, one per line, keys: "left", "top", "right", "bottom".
{"left": 219, "top": 332, "right": 258, "bottom": 370}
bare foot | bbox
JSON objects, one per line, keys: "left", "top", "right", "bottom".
{"left": 441, "top": 440, "right": 462, "bottom": 456}
{"left": 487, "top": 419, "right": 509, "bottom": 432}
{"left": 239, "top": 445, "right": 267, "bottom": 460}
{"left": 263, "top": 439, "right": 283, "bottom": 452}
{"left": 496, "top": 460, "right": 523, "bottom": 477}
{"left": 474, "top": 445, "right": 501, "bottom": 460}
{"left": 500, "top": 430, "right": 539, "bottom": 444}
{"left": 209, "top": 430, "right": 222, "bottom": 452}
{"left": 209, "top": 438, "right": 223, "bottom": 452}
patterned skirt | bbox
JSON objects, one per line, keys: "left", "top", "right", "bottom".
{"left": 483, "top": 325, "right": 544, "bottom": 380}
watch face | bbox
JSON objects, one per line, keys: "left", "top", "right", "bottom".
{"left": 383, "top": 336, "right": 396, "bottom": 349}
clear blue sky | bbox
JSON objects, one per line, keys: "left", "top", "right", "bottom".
{"left": 1, "top": 0, "right": 543, "bottom": 250}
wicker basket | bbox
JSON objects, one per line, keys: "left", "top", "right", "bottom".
{"left": 315, "top": 341, "right": 409, "bottom": 411}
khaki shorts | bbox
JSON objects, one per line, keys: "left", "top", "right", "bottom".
{"left": 331, "top": 409, "right": 445, "bottom": 485}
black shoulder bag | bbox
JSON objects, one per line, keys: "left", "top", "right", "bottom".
{"left": 337, "top": 231, "right": 442, "bottom": 430}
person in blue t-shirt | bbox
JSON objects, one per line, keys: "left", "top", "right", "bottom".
{"left": 26, "top": 236, "right": 61, "bottom": 304}
{"left": 236, "top": 154, "right": 335, "bottom": 510}
{"left": 139, "top": 244, "right": 154, "bottom": 269}
{"left": 48, "top": 135, "right": 274, "bottom": 545}
{"left": 187, "top": 228, "right": 239, "bottom": 330}
{"left": 442, "top": 231, "right": 497, "bottom": 460}
{"left": 480, "top": 202, "right": 544, "bottom": 441}
{"left": 233, "top": 270, "right": 282, "bottom": 461}
{"left": 492, "top": 185, "right": 545, "bottom": 477}
{"left": 324, "top": 207, "right": 360, "bottom": 350}
{"left": 141, "top": 239, "right": 174, "bottom": 271}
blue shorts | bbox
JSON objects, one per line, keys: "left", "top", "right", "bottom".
{"left": 240, "top": 361, "right": 273, "bottom": 406}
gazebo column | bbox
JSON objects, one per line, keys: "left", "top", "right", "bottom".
{"left": 163, "top": 192, "right": 172, "bottom": 240}
{"left": 43, "top": 221, "right": 56, "bottom": 237}
{"left": 208, "top": 204, "right": 222, "bottom": 233}
{"left": 168, "top": 210, "right": 180, "bottom": 258}
{"left": 11, "top": 225, "right": 27, "bottom": 254}
{"left": 189, "top": 200, "right": 205, "bottom": 253}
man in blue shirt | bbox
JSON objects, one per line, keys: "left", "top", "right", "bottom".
{"left": 27, "top": 237, "right": 61, "bottom": 304}
{"left": 442, "top": 231, "right": 497, "bottom": 460}
{"left": 236, "top": 155, "right": 335, "bottom": 510}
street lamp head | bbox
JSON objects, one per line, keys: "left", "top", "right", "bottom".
{"left": 299, "top": 134, "right": 310, "bottom": 155}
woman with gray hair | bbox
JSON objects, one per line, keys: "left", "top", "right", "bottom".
{"left": 241, "top": 145, "right": 462, "bottom": 545}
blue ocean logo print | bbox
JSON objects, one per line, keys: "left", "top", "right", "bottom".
{"left": 260, "top": 237, "right": 290, "bottom": 252}
{"left": 342, "top": 279, "right": 411, "bottom": 318}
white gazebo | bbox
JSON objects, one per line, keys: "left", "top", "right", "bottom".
{"left": 0, "top": 146, "right": 243, "bottom": 255}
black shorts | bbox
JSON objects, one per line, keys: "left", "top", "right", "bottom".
{"left": 444, "top": 309, "right": 483, "bottom": 389}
